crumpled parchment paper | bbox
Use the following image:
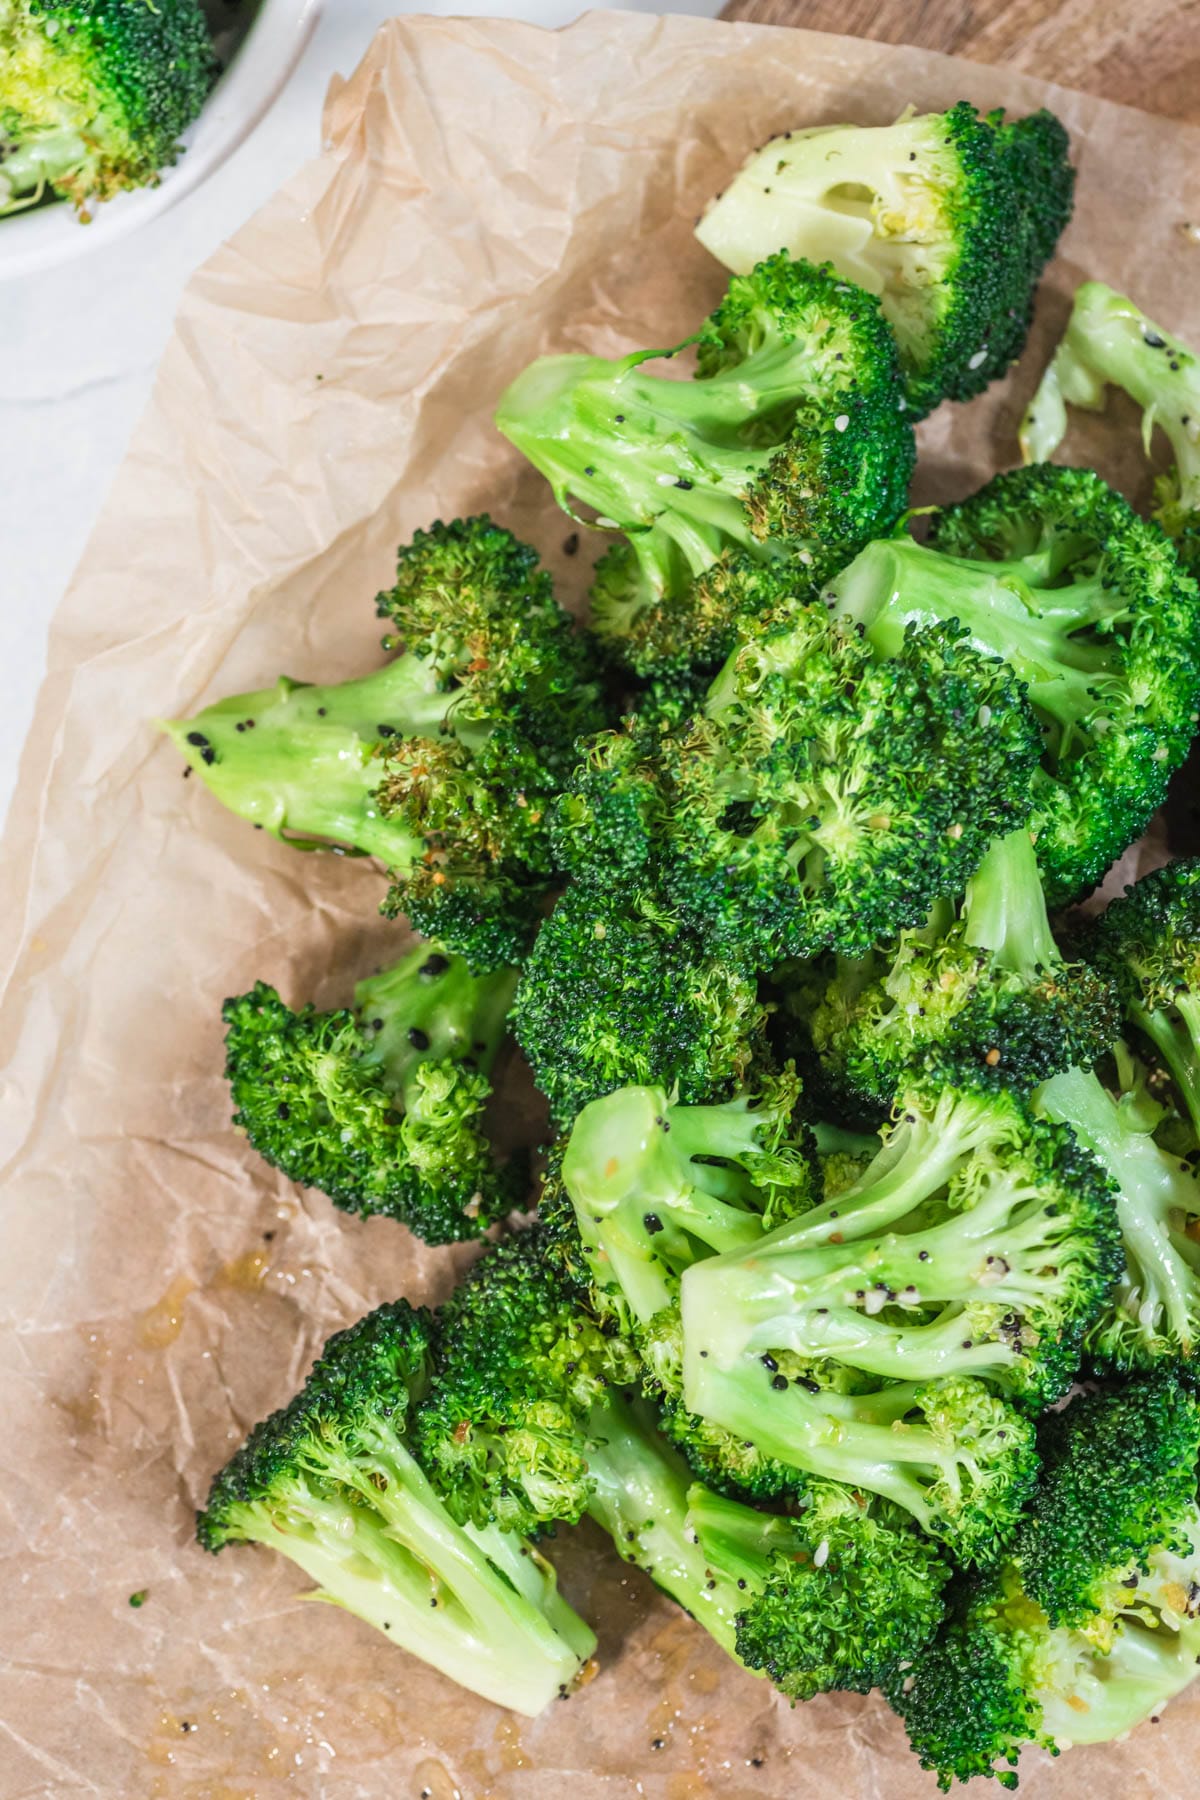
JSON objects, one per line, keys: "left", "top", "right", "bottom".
{"left": 3, "top": 11, "right": 1200, "bottom": 1796}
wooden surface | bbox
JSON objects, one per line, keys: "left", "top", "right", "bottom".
{"left": 719, "top": 0, "right": 1200, "bottom": 125}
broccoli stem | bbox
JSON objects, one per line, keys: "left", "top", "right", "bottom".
{"left": 1037, "top": 1614, "right": 1200, "bottom": 1746}
{"left": 1019, "top": 283, "right": 1200, "bottom": 512}
{"left": 353, "top": 945, "right": 518, "bottom": 1103}
{"left": 727, "top": 1089, "right": 1003, "bottom": 1255}
{"left": 1037, "top": 1066, "right": 1200, "bottom": 1353}
{"left": 685, "top": 1165, "right": 1062, "bottom": 1387}
{"left": 679, "top": 1357, "right": 978, "bottom": 1537}
{"left": 223, "top": 1429, "right": 595, "bottom": 1714}
{"left": 161, "top": 659, "right": 483, "bottom": 864}
{"left": 561, "top": 1086, "right": 769, "bottom": 1328}
{"left": 962, "top": 828, "right": 1058, "bottom": 974}
{"left": 580, "top": 1394, "right": 747, "bottom": 1663}
{"left": 495, "top": 347, "right": 794, "bottom": 592}
{"left": 0, "top": 127, "right": 89, "bottom": 212}
{"left": 1128, "top": 992, "right": 1200, "bottom": 1143}
{"left": 830, "top": 534, "right": 1124, "bottom": 746}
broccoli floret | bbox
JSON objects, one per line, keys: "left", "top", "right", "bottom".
{"left": 222, "top": 941, "right": 525, "bottom": 1244}
{"left": 829, "top": 465, "right": 1200, "bottom": 906}
{"left": 689, "top": 1480, "right": 949, "bottom": 1700}
{"left": 497, "top": 255, "right": 914, "bottom": 678}
{"left": 417, "top": 1229, "right": 941, "bottom": 1693}
{"left": 888, "top": 1374, "right": 1200, "bottom": 1788}
{"left": 1036, "top": 1063, "right": 1200, "bottom": 1369}
{"left": 607, "top": 599, "right": 1040, "bottom": 967}
{"left": 589, "top": 549, "right": 806, "bottom": 692}
{"left": 511, "top": 883, "right": 769, "bottom": 1129}
{"left": 417, "top": 1225, "right": 641, "bottom": 1536}
{"left": 799, "top": 828, "right": 1121, "bottom": 1109}
{"left": 695, "top": 104, "right": 1073, "bottom": 417}
{"left": 683, "top": 1081, "right": 1121, "bottom": 1417}
{"left": 0, "top": 0, "right": 217, "bottom": 216}
{"left": 1020, "top": 281, "right": 1200, "bottom": 574}
{"left": 196, "top": 1300, "right": 596, "bottom": 1716}
{"left": 162, "top": 518, "right": 604, "bottom": 965}
{"left": 559, "top": 1075, "right": 818, "bottom": 1500}
{"left": 1088, "top": 860, "right": 1200, "bottom": 1141}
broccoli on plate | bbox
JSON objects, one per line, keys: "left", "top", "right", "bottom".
{"left": 0, "top": 0, "right": 218, "bottom": 216}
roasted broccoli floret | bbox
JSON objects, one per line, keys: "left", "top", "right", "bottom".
{"left": 683, "top": 1081, "right": 1121, "bottom": 1418}
{"left": 558, "top": 1075, "right": 817, "bottom": 1499}
{"left": 887, "top": 1373, "right": 1200, "bottom": 1788}
{"left": 1036, "top": 1062, "right": 1200, "bottom": 1369}
{"left": 1020, "top": 281, "right": 1200, "bottom": 575}
{"left": 511, "top": 883, "right": 768, "bottom": 1128}
{"left": 0, "top": 0, "right": 218, "bottom": 216}
{"left": 497, "top": 255, "right": 914, "bottom": 678}
{"left": 690, "top": 1479, "right": 949, "bottom": 1699}
{"left": 828, "top": 464, "right": 1200, "bottom": 905}
{"left": 222, "top": 940, "right": 525, "bottom": 1244}
{"left": 564, "top": 596, "right": 1040, "bottom": 968}
{"left": 417, "top": 1229, "right": 944, "bottom": 1694}
{"left": 1088, "top": 860, "right": 1200, "bottom": 1141}
{"left": 695, "top": 104, "right": 1074, "bottom": 417}
{"left": 162, "top": 518, "right": 604, "bottom": 965}
{"left": 196, "top": 1300, "right": 596, "bottom": 1716}
{"left": 796, "top": 828, "right": 1121, "bottom": 1110}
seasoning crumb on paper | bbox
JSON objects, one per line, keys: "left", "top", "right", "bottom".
{"left": 3, "top": 9, "right": 1200, "bottom": 1795}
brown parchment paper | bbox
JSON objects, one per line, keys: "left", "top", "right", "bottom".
{"left": 4, "top": 12, "right": 1200, "bottom": 1797}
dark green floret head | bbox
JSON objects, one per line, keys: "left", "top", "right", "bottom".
{"left": 652, "top": 600, "right": 1040, "bottom": 966}
{"left": 512, "top": 885, "right": 768, "bottom": 1128}
{"left": 1017, "top": 1372, "right": 1200, "bottom": 1635}
{"left": 416, "top": 1227, "right": 640, "bottom": 1536}
{"left": 222, "top": 943, "right": 526, "bottom": 1244}
{"left": 690, "top": 1481, "right": 950, "bottom": 1699}
{"left": 0, "top": 0, "right": 218, "bottom": 215}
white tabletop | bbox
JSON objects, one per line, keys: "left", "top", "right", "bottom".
{"left": 0, "top": 0, "right": 718, "bottom": 832}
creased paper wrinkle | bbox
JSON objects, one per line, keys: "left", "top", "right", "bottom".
{"left": 3, "top": 10, "right": 1200, "bottom": 1795}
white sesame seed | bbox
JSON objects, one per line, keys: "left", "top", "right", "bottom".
{"left": 834, "top": 414, "right": 850, "bottom": 432}
{"left": 814, "top": 1539, "right": 830, "bottom": 1568}
{"left": 968, "top": 349, "right": 988, "bottom": 370}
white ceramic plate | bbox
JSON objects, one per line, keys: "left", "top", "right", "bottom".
{"left": 0, "top": 0, "right": 323, "bottom": 281}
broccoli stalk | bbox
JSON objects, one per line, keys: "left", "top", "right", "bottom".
{"left": 497, "top": 255, "right": 914, "bottom": 676}
{"left": 1036, "top": 1064, "right": 1200, "bottom": 1368}
{"left": 161, "top": 662, "right": 450, "bottom": 867}
{"left": 696, "top": 104, "right": 1073, "bottom": 417}
{"left": 1020, "top": 281, "right": 1200, "bottom": 570}
{"left": 827, "top": 464, "right": 1200, "bottom": 905}
{"left": 888, "top": 1374, "right": 1200, "bottom": 1788}
{"left": 801, "top": 827, "right": 1121, "bottom": 1108}
{"left": 196, "top": 1302, "right": 596, "bottom": 1717}
{"left": 1089, "top": 860, "right": 1200, "bottom": 1142}
{"left": 0, "top": 0, "right": 218, "bottom": 216}
{"left": 682, "top": 1082, "right": 1122, "bottom": 1416}
{"left": 163, "top": 517, "right": 605, "bottom": 964}
{"left": 222, "top": 940, "right": 525, "bottom": 1244}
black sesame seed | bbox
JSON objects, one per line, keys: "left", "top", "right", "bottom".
{"left": 420, "top": 954, "right": 450, "bottom": 977}
{"left": 643, "top": 1213, "right": 664, "bottom": 1235}
{"left": 408, "top": 1027, "right": 431, "bottom": 1050}
{"left": 276, "top": 1103, "right": 290, "bottom": 1120}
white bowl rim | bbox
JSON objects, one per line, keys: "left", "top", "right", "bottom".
{"left": 0, "top": 0, "right": 324, "bottom": 282}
